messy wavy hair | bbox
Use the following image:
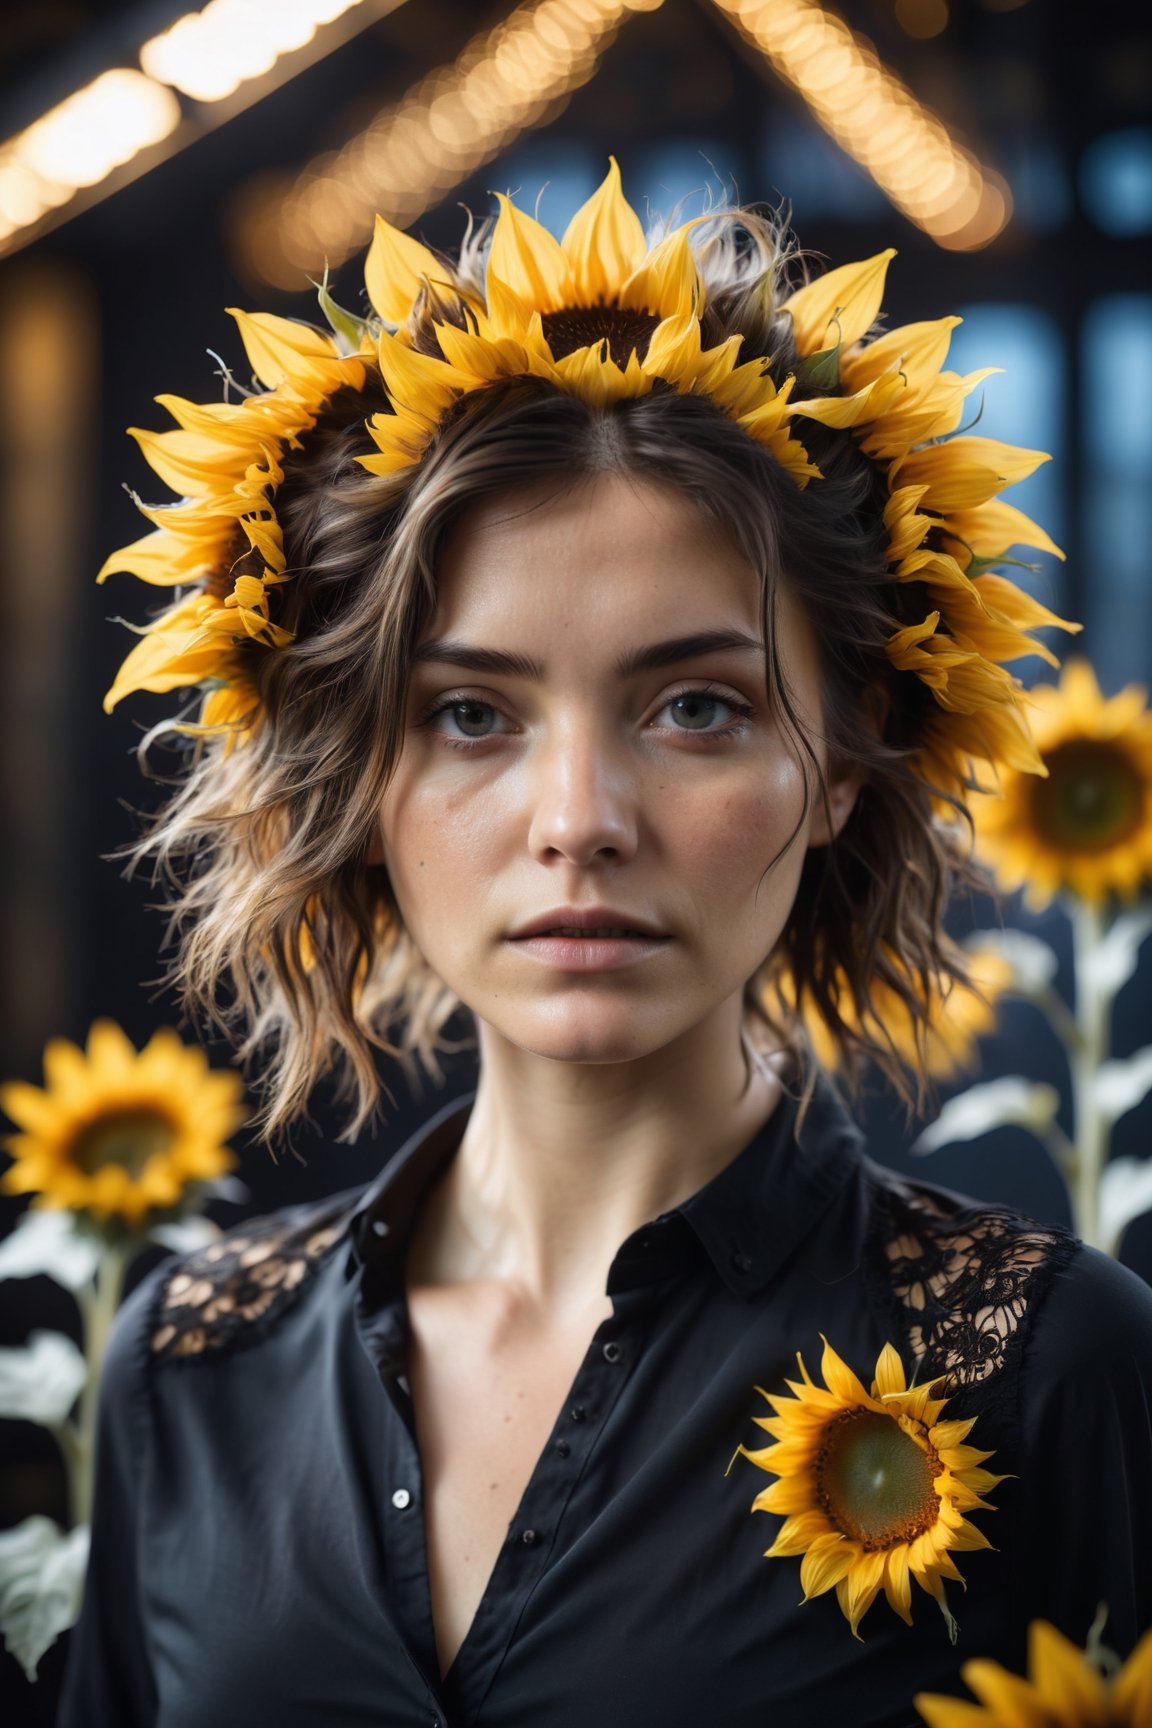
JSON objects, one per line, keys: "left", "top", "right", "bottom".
{"left": 129, "top": 210, "right": 981, "bottom": 1139}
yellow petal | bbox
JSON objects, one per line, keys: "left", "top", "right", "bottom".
{"left": 840, "top": 1547, "right": 886, "bottom": 1637}
{"left": 927, "top": 1418, "right": 977, "bottom": 1451}
{"left": 0, "top": 1081, "right": 61, "bottom": 1135}
{"left": 487, "top": 195, "right": 568, "bottom": 311}
{"left": 40, "top": 1038, "right": 89, "bottom": 1100}
{"left": 86, "top": 1019, "right": 138, "bottom": 1077}
{"left": 553, "top": 342, "right": 652, "bottom": 408}
{"left": 762, "top": 1509, "right": 830, "bottom": 1551}
{"left": 1113, "top": 1627, "right": 1152, "bottom": 1723}
{"left": 126, "top": 425, "right": 262, "bottom": 498}
{"left": 791, "top": 370, "right": 905, "bottom": 429}
{"left": 560, "top": 157, "right": 646, "bottom": 305}
{"left": 882, "top": 1548, "right": 914, "bottom": 1624}
{"left": 97, "top": 527, "right": 215, "bottom": 587}
{"left": 798, "top": 1536, "right": 854, "bottom": 1598}
{"left": 913, "top": 1695, "right": 999, "bottom": 1728}
{"left": 1028, "top": 1622, "right": 1110, "bottom": 1723}
{"left": 227, "top": 309, "right": 345, "bottom": 393}
{"left": 871, "top": 1342, "right": 907, "bottom": 1399}
{"left": 818, "top": 1335, "right": 872, "bottom": 1407}
{"left": 619, "top": 225, "right": 700, "bottom": 320}
{"left": 783, "top": 249, "right": 896, "bottom": 355}
{"left": 897, "top": 437, "right": 1051, "bottom": 512}
{"left": 842, "top": 315, "right": 962, "bottom": 392}
{"left": 961, "top": 1659, "right": 1049, "bottom": 1727}
{"left": 364, "top": 213, "right": 445, "bottom": 326}
{"left": 940, "top": 497, "right": 1065, "bottom": 562}
{"left": 375, "top": 327, "right": 465, "bottom": 420}
{"left": 103, "top": 607, "right": 230, "bottom": 711}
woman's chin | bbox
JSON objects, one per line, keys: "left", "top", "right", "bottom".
{"left": 474, "top": 1001, "right": 694, "bottom": 1069}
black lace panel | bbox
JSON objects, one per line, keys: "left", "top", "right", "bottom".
{"left": 149, "top": 1195, "right": 355, "bottom": 1366}
{"left": 866, "top": 1175, "right": 1078, "bottom": 1393}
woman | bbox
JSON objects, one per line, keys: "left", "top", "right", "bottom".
{"left": 60, "top": 163, "right": 1152, "bottom": 1726}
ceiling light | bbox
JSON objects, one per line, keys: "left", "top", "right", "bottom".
{"left": 714, "top": 0, "right": 1011, "bottom": 249}
{"left": 140, "top": 0, "right": 371, "bottom": 104}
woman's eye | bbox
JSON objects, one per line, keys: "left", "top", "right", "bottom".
{"left": 660, "top": 691, "right": 746, "bottom": 732}
{"left": 440, "top": 699, "right": 502, "bottom": 738}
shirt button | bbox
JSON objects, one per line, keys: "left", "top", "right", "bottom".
{"left": 570, "top": 1404, "right": 586, "bottom": 1422}
{"left": 520, "top": 1528, "right": 539, "bottom": 1547}
{"left": 391, "top": 1488, "right": 412, "bottom": 1509}
{"left": 371, "top": 1219, "right": 389, "bottom": 1238}
{"left": 554, "top": 1437, "right": 571, "bottom": 1458}
{"left": 730, "top": 1249, "right": 753, "bottom": 1274}
{"left": 602, "top": 1340, "right": 623, "bottom": 1364}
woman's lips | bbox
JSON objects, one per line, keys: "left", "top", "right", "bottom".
{"left": 507, "top": 932, "right": 672, "bottom": 971}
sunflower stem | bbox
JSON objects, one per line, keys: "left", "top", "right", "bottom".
{"left": 1038, "top": 1119, "right": 1078, "bottom": 1182}
{"left": 1069, "top": 900, "right": 1110, "bottom": 1251}
{"left": 69, "top": 1237, "right": 134, "bottom": 1530}
{"left": 1033, "top": 982, "right": 1083, "bottom": 1054}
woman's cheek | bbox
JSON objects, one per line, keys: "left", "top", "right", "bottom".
{"left": 679, "top": 759, "right": 809, "bottom": 882}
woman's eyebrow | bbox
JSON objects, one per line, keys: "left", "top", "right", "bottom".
{"left": 410, "top": 630, "right": 764, "bottom": 680}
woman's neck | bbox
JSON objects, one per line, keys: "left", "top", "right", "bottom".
{"left": 409, "top": 1004, "right": 785, "bottom": 1318}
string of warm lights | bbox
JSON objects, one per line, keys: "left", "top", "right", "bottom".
{"left": 0, "top": 0, "right": 1012, "bottom": 264}
{"left": 233, "top": 0, "right": 664, "bottom": 291}
{"left": 0, "top": 0, "right": 394, "bottom": 257}
{"left": 139, "top": 0, "right": 371, "bottom": 104}
{"left": 711, "top": 0, "right": 1011, "bottom": 250}
{"left": 0, "top": 71, "right": 181, "bottom": 248}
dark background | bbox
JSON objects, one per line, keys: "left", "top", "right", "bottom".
{"left": 0, "top": 0, "right": 1150, "bottom": 1717}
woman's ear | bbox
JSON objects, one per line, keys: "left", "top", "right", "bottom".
{"left": 807, "top": 681, "right": 887, "bottom": 849}
{"left": 363, "top": 822, "right": 387, "bottom": 868}
{"left": 807, "top": 762, "right": 864, "bottom": 848}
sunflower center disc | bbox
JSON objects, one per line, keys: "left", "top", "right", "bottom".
{"left": 540, "top": 304, "right": 661, "bottom": 367}
{"left": 816, "top": 1409, "right": 940, "bottom": 1551}
{"left": 1031, "top": 740, "right": 1144, "bottom": 854}
{"left": 73, "top": 1108, "right": 175, "bottom": 1179}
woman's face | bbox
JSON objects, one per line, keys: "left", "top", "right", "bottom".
{"left": 376, "top": 471, "right": 848, "bottom": 1068}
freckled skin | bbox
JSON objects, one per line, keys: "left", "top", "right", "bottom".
{"left": 376, "top": 473, "right": 851, "bottom": 1073}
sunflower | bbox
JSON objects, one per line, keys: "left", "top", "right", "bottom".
{"left": 970, "top": 659, "right": 1152, "bottom": 908}
{"left": 916, "top": 1618, "right": 1152, "bottom": 1726}
{"left": 770, "top": 944, "right": 1013, "bottom": 1080}
{"left": 738, "top": 1337, "right": 1003, "bottom": 1639}
{"left": 360, "top": 157, "right": 818, "bottom": 486}
{"left": 99, "top": 313, "right": 369, "bottom": 717}
{"left": 0, "top": 1021, "right": 245, "bottom": 1229}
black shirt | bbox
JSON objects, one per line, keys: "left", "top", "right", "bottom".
{"left": 58, "top": 1075, "right": 1152, "bottom": 1727}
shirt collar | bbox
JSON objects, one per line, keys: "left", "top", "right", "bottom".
{"left": 345, "top": 1070, "right": 862, "bottom": 1302}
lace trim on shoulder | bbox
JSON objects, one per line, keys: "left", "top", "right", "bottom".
{"left": 149, "top": 1194, "right": 354, "bottom": 1365}
{"left": 867, "top": 1176, "right": 1078, "bottom": 1391}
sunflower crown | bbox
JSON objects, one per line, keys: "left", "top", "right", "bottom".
{"left": 100, "top": 159, "right": 1076, "bottom": 791}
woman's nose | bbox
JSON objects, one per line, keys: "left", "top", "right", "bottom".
{"left": 525, "top": 720, "right": 639, "bottom": 867}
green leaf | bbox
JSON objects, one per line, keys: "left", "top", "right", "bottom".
{"left": 0, "top": 1517, "right": 89, "bottom": 1682}
{"left": 315, "top": 267, "right": 369, "bottom": 354}
{"left": 0, "top": 1208, "right": 100, "bottom": 1291}
{"left": 1095, "top": 1044, "right": 1152, "bottom": 1129}
{"left": 966, "top": 928, "right": 1059, "bottom": 995}
{"left": 1082, "top": 909, "right": 1152, "bottom": 999}
{"left": 1101, "top": 1154, "right": 1152, "bottom": 1256}
{"left": 965, "top": 551, "right": 1042, "bottom": 579}
{"left": 796, "top": 341, "right": 841, "bottom": 391}
{"left": 912, "top": 1077, "right": 1060, "bottom": 1154}
{"left": 0, "top": 1331, "right": 87, "bottom": 1425}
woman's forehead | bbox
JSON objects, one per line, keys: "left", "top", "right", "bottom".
{"left": 427, "top": 471, "right": 765, "bottom": 639}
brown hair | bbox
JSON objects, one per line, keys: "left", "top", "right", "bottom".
{"left": 131, "top": 212, "right": 979, "bottom": 1139}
